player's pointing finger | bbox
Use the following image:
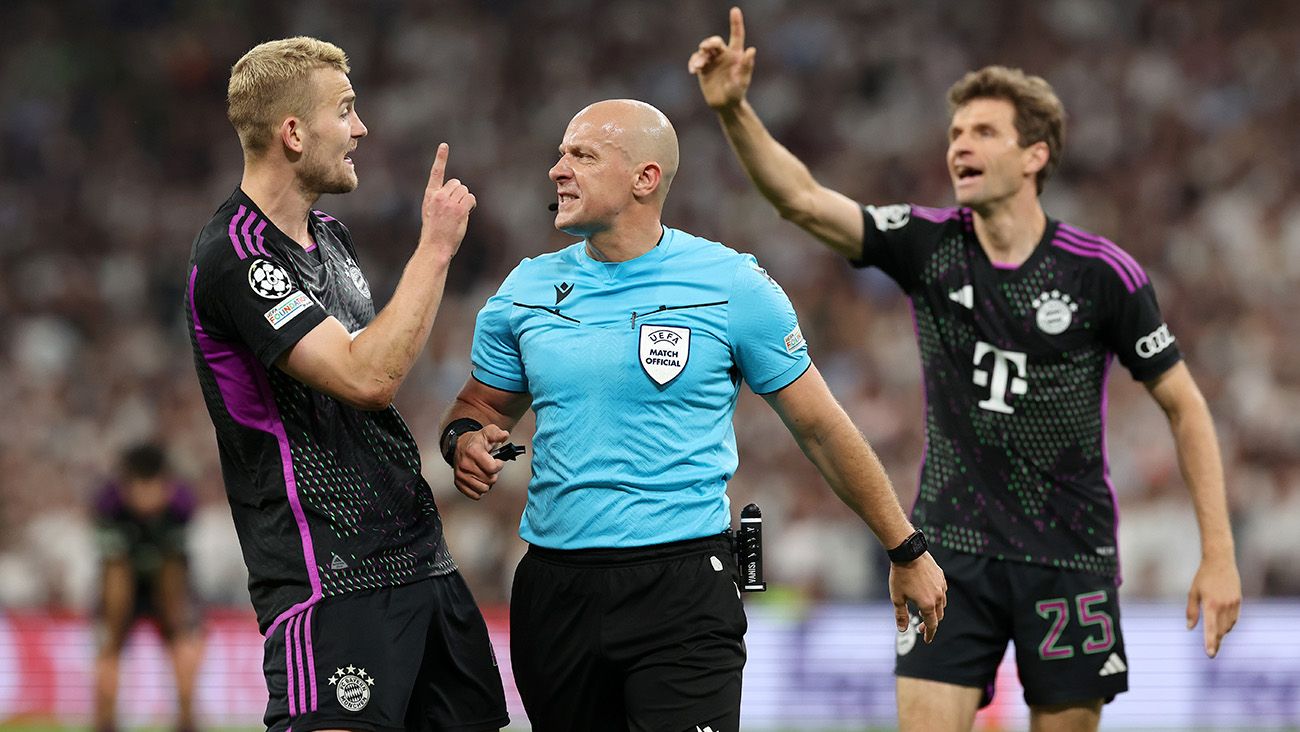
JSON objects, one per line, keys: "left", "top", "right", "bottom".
{"left": 729, "top": 6, "right": 746, "bottom": 51}
{"left": 428, "top": 142, "right": 449, "bottom": 190}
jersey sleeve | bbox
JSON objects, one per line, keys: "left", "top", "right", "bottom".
{"left": 192, "top": 250, "right": 328, "bottom": 368}
{"left": 851, "top": 203, "right": 944, "bottom": 292}
{"left": 1099, "top": 273, "right": 1182, "bottom": 382}
{"left": 728, "top": 257, "right": 812, "bottom": 395}
{"left": 470, "top": 265, "right": 529, "bottom": 392}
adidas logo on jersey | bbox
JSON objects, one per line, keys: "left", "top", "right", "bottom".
{"left": 1098, "top": 652, "right": 1127, "bottom": 677}
{"left": 948, "top": 285, "right": 974, "bottom": 309}
{"left": 330, "top": 554, "right": 349, "bottom": 570}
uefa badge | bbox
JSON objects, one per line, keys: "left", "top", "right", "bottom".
{"left": 639, "top": 324, "right": 690, "bottom": 385}
{"left": 329, "top": 666, "right": 375, "bottom": 712}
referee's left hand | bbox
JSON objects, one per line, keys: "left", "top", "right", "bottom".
{"left": 452, "top": 424, "right": 512, "bottom": 500}
{"left": 888, "top": 552, "right": 947, "bottom": 643}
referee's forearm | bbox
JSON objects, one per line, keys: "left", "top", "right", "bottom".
{"left": 802, "top": 421, "right": 916, "bottom": 550}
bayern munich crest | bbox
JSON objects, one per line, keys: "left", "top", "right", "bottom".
{"left": 329, "top": 665, "right": 375, "bottom": 712}
{"left": 345, "top": 261, "right": 371, "bottom": 299}
{"left": 1032, "top": 290, "right": 1078, "bottom": 335}
{"left": 248, "top": 259, "right": 294, "bottom": 299}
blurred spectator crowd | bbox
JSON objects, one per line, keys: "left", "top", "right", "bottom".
{"left": 1, "top": 0, "right": 1298, "bottom": 614}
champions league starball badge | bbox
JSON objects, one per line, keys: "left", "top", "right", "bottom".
{"left": 248, "top": 259, "right": 294, "bottom": 299}
{"left": 329, "top": 666, "right": 375, "bottom": 712}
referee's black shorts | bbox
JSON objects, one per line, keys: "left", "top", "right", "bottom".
{"left": 511, "top": 533, "right": 747, "bottom": 732}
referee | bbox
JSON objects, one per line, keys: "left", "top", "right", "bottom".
{"left": 440, "top": 99, "right": 947, "bottom": 732}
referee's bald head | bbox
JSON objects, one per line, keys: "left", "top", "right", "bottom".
{"left": 570, "top": 99, "right": 679, "bottom": 202}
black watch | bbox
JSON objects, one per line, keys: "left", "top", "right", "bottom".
{"left": 888, "top": 529, "right": 928, "bottom": 564}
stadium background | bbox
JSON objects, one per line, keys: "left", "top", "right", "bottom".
{"left": 1, "top": 0, "right": 1298, "bottom": 729}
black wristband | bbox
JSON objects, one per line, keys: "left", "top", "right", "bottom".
{"left": 887, "top": 529, "right": 928, "bottom": 564}
{"left": 440, "top": 418, "right": 483, "bottom": 466}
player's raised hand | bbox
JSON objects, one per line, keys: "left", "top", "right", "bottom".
{"left": 688, "top": 6, "right": 757, "bottom": 111}
{"left": 888, "top": 552, "right": 947, "bottom": 643}
{"left": 1186, "top": 554, "right": 1241, "bottom": 658}
{"left": 419, "top": 142, "right": 477, "bottom": 259}
{"left": 451, "top": 423, "right": 512, "bottom": 500}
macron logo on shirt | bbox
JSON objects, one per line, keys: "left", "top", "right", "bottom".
{"left": 554, "top": 282, "right": 574, "bottom": 304}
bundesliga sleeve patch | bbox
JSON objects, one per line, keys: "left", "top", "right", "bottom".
{"left": 248, "top": 259, "right": 295, "bottom": 299}
{"left": 264, "top": 291, "right": 314, "bottom": 330}
{"left": 784, "top": 324, "right": 805, "bottom": 353}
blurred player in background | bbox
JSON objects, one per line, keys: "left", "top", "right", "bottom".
{"left": 439, "top": 98, "right": 946, "bottom": 732}
{"left": 186, "top": 37, "right": 506, "bottom": 731}
{"left": 692, "top": 8, "right": 1241, "bottom": 732}
{"left": 93, "top": 442, "right": 202, "bottom": 732}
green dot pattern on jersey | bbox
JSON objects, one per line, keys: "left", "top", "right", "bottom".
{"left": 912, "top": 236, "right": 1118, "bottom": 576}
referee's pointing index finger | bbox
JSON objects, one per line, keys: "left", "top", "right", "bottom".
{"left": 729, "top": 6, "right": 745, "bottom": 51}
{"left": 428, "top": 143, "right": 449, "bottom": 190}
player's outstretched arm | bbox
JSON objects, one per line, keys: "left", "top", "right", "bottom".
{"left": 763, "top": 364, "right": 947, "bottom": 641}
{"left": 278, "top": 143, "right": 474, "bottom": 410}
{"left": 440, "top": 377, "right": 532, "bottom": 501}
{"left": 689, "top": 7, "right": 864, "bottom": 259}
{"left": 1145, "top": 362, "right": 1241, "bottom": 658}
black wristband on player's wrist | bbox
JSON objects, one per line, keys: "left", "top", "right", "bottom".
{"left": 440, "top": 418, "right": 484, "bottom": 466}
{"left": 887, "top": 529, "right": 928, "bottom": 564}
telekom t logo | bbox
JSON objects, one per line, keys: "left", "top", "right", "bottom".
{"left": 972, "top": 341, "right": 1028, "bottom": 414}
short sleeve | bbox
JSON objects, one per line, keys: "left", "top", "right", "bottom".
{"left": 852, "top": 203, "right": 951, "bottom": 292}
{"left": 1100, "top": 277, "right": 1182, "bottom": 382}
{"left": 470, "top": 266, "right": 528, "bottom": 392}
{"left": 191, "top": 254, "right": 328, "bottom": 368}
{"left": 728, "top": 258, "right": 812, "bottom": 395}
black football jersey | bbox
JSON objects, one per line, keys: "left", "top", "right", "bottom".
{"left": 854, "top": 204, "right": 1181, "bottom": 577}
{"left": 186, "top": 189, "right": 454, "bottom": 634}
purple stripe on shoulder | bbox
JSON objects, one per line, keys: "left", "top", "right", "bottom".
{"left": 253, "top": 219, "right": 269, "bottom": 256}
{"left": 1051, "top": 239, "right": 1138, "bottom": 293}
{"left": 188, "top": 267, "right": 323, "bottom": 637}
{"left": 241, "top": 212, "right": 259, "bottom": 258}
{"left": 228, "top": 205, "right": 248, "bottom": 260}
{"left": 305, "top": 606, "right": 318, "bottom": 711}
{"left": 285, "top": 620, "right": 297, "bottom": 718}
{"left": 1056, "top": 225, "right": 1149, "bottom": 287}
{"left": 313, "top": 210, "right": 336, "bottom": 223}
{"left": 910, "top": 205, "right": 961, "bottom": 223}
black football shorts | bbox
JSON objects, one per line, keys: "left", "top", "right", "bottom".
{"left": 895, "top": 545, "right": 1128, "bottom": 707}
{"left": 262, "top": 572, "right": 508, "bottom": 731}
{"left": 511, "top": 533, "right": 747, "bottom": 732}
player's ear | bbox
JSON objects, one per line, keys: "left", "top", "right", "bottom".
{"left": 1023, "top": 140, "right": 1049, "bottom": 178}
{"left": 280, "top": 116, "right": 305, "bottom": 156}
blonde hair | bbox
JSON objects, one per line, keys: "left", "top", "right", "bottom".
{"left": 227, "top": 37, "right": 350, "bottom": 156}
{"left": 947, "top": 65, "right": 1065, "bottom": 194}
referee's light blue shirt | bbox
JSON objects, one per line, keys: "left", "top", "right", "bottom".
{"left": 471, "top": 227, "right": 811, "bottom": 549}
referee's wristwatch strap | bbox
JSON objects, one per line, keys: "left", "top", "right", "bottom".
{"left": 887, "top": 529, "right": 927, "bottom": 564}
{"left": 440, "top": 418, "right": 483, "bottom": 466}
